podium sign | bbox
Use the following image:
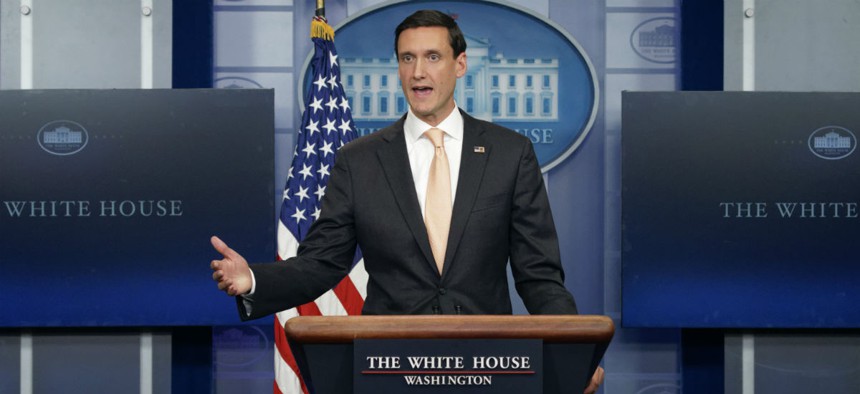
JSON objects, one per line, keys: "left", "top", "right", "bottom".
{"left": 284, "top": 315, "right": 613, "bottom": 394}
{"left": 355, "top": 339, "right": 541, "bottom": 393}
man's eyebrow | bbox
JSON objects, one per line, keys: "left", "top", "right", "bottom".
{"left": 399, "top": 49, "right": 444, "bottom": 57}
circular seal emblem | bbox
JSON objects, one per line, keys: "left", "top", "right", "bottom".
{"left": 37, "top": 120, "right": 89, "bottom": 156}
{"left": 301, "top": 0, "right": 599, "bottom": 172}
{"left": 215, "top": 76, "right": 264, "bottom": 89}
{"left": 630, "top": 17, "right": 677, "bottom": 64}
{"left": 212, "top": 325, "right": 270, "bottom": 367}
{"left": 808, "top": 125, "right": 856, "bottom": 160}
{"left": 633, "top": 383, "right": 681, "bottom": 394}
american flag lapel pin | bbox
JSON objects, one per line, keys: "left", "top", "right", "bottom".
{"left": 473, "top": 146, "right": 485, "bottom": 153}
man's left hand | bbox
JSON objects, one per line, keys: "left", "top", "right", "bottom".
{"left": 584, "top": 366, "right": 604, "bottom": 394}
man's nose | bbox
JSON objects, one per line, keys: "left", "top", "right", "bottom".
{"left": 412, "top": 58, "right": 426, "bottom": 78}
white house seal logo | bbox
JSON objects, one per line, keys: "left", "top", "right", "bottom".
{"left": 630, "top": 17, "right": 677, "bottom": 64}
{"left": 301, "top": 1, "right": 599, "bottom": 172}
{"left": 808, "top": 125, "right": 856, "bottom": 160}
{"left": 37, "top": 120, "right": 89, "bottom": 156}
{"left": 215, "top": 76, "right": 264, "bottom": 89}
{"left": 212, "top": 325, "right": 270, "bottom": 367}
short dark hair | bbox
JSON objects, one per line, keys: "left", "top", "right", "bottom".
{"left": 394, "top": 10, "right": 467, "bottom": 57}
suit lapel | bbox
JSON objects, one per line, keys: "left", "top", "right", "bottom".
{"left": 443, "top": 112, "right": 490, "bottom": 275}
{"left": 376, "top": 120, "right": 438, "bottom": 272}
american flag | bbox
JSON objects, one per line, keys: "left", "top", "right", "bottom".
{"left": 273, "top": 16, "right": 368, "bottom": 394}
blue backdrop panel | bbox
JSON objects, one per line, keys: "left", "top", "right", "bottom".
{"left": 622, "top": 91, "right": 860, "bottom": 328}
{"left": 0, "top": 89, "right": 275, "bottom": 327}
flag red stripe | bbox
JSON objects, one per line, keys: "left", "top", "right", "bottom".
{"left": 333, "top": 277, "right": 364, "bottom": 315}
{"left": 274, "top": 315, "right": 310, "bottom": 394}
{"left": 297, "top": 301, "right": 323, "bottom": 316}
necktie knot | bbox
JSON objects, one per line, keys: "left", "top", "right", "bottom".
{"left": 425, "top": 128, "right": 445, "bottom": 148}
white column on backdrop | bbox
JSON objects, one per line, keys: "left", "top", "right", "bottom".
{"left": 19, "top": 2, "right": 34, "bottom": 389}
{"left": 20, "top": 332, "right": 32, "bottom": 394}
{"left": 140, "top": 3, "right": 155, "bottom": 393}
{"left": 20, "top": 0, "right": 34, "bottom": 89}
{"left": 740, "top": 1, "right": 756, "bottom": 392}
{"left": 141, "top": 0, "right": 154, "bottom": 88}
{"left": 140, "top": 332, "right": 153, "bottom": 394}
{"left": 741, "top": 0, "right": 755, "bottom": 91}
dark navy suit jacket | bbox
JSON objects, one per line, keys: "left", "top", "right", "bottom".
{"left": 239, "top": 110, "right": 577, "bottom": 318}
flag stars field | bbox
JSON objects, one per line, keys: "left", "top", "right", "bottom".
{"left": 338, "top": 120, "right": 352, "bottom": 135}
{"left": 309, "top": 96, "right": 324, "bottom": 113}
{"left": 317, "top": 163, "right": 330, "bottom": 178}
{"left": 305, "top": 119, "right": 320, "bottom": 135}
{"left": 290, "top": 207, "right": 306, "bottom": 224}
{"left": 313, "top": 75, "right": 327, "bottom": 92}
{"left": 320, "top": 140, "right": 334, "bottom": 157}
{"left": 302, "top": 141, "right": 317, "bottom": 158}
{"left": 325, "top": 96, "right": 339, "bottom": 112}
{"left": 298, "top": 164, "right": 314, "bottom": 180}
{"left": 295, "top": 186, "right": 310, "bottom": 203}
{"left": 323, "top": 118, "right": 337, "bottom": 134}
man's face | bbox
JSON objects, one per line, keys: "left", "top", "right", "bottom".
{"left": 397, "top": 26, "right": 467, "bottom": 126}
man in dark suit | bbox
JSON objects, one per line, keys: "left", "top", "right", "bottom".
{"left": 213, "top": 108, "right": 576, "bottom": 317}
{"left": 211, "top": 9, "right": 601, "bottom": 391}
{"left": 211, "top": 9, "right": 576, "bottom": 317}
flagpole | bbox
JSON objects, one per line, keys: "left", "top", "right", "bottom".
{"left": 316, "top": 0, "right": 325, "bottom": 18}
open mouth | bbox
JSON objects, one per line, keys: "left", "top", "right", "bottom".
{"left": 412, "top": 86, "right": 433, "bottom": 96}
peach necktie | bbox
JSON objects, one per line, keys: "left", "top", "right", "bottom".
{"left": 424, "top": 128, "right": 452, "bottom": 274}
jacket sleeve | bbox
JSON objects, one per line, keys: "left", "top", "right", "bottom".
{"left": 236, "top": 147, "right": 359, "bottom": 321}
{"left": 508, "top": 139, "right": 578, "bottom": 315}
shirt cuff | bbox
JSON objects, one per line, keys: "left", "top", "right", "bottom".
{"left": 247, "top": 268, "right": 257, "bottom": 296}
{"left": 240, "top": 269, "right": 257, "bottom": 317}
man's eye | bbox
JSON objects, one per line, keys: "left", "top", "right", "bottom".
{"left": 429, "top": 54, "right": 440, "bottom": 61}
{"left": 401, "top": 55, "right": 413, "bottom": 63}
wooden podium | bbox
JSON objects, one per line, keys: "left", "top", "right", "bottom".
{"left": 285, "top": 315, "right": 614, "bottom": 393}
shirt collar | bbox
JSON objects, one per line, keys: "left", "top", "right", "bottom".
{"left": 404, "top": 104, "right": 464, "bottom": 144}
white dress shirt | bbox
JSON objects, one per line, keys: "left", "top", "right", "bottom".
{"left": 403, "top": 106, "right": 463, "bottom": 217}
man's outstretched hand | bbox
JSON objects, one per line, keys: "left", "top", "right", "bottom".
{"left": 210, "top": 236, "right": 252, "bottom": 296}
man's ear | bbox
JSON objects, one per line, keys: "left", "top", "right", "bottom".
{"left": 455, "top": 52, "right": 467, "bottom": 78}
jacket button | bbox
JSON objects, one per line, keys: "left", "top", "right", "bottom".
{"left": 438, "top": 287, "right": 447, "bottom": 295}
